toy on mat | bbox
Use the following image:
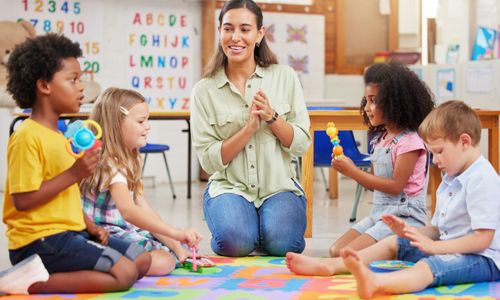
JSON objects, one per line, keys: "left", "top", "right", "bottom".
{"left": 183, "top": 257, "right": 216, "bottom": 274}
{"left": 192, "top": 247, "right": 197, "bottom": 272}
{"left": 326, "top": 122, "right": 343, "bottom": 158}
{"left": 369, "top": 260, "right": 415, "bottom": 273}
{"left": 64, "top": 120, "right": 102, "bottom": 158}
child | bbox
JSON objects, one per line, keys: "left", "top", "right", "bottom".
{"left": 287, "top": 101, "right": 500, "bottom": 298}
{"left": 326, "top": 61, "right": 435, "bottom": 256}
{"left": 2, "top": 34, "right": 151, "bottom": 295}
{"left": 81, "top": 87, "right": 203, "bottom": 276}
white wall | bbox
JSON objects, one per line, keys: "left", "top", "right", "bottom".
{"left": 435, "top": 0, "right": 471, "bottom": 63}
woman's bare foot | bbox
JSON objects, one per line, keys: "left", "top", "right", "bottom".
{"left": 340, "top": 247, "right": 380, "bottom": 299}
{"left": 285, "top": 252, "right": 336, "bottom": 276}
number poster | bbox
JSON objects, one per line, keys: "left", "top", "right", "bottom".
{"left": 0, "top": 0, "right": 104, "bottom": 82}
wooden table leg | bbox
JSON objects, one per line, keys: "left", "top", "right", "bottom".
{"left": 329, "top": 168, "right": 338, "bottom": 199}
{"left": 301, "top": 129, "right": 315, "bottom": 238}
{"left": 428, "top": 165, "right": 441, "bottom": 214}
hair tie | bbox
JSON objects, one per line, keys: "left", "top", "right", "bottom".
{"left": 119, "top": 106, "right": 129, "bottom": 115}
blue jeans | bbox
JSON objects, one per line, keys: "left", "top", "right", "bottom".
{"left": 397, "top": 237, "right": 500, "bottom": 287}
{"left": 9, "top": 231, "right": 145, "bottom": 273}
{"left": 203, "top": 184, "right": 306, "bottom": 257}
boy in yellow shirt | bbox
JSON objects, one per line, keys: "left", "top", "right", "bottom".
{"left": 1, "top": 34, "right": 151, "bottom": 295}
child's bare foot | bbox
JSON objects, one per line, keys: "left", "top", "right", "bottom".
{"left": 340, "top": 248, "right": 380, "bottom": 299}
{"left": 285, "top": 252, "right": 335, "bottom": 276}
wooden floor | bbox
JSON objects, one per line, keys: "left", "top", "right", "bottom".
{"left": 0, "top": 173, "right": 430, "bottom": 270}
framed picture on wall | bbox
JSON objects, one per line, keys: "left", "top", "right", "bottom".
{"left": 436, "top": 68, "right": 456, "bottom": 101}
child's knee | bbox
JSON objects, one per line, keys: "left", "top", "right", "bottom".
{"left": 110, "top": 257, "right": 139, "bottom": 290}
{"left": 148, "top": 251, "right": 175, "bottom": 276}
{"left": 329, "top": 245, "right": 341, "bottom": 257}
{"left": 136, "top": 251, "right": 152, "bottom": 278}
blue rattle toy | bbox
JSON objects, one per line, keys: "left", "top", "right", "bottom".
{"left": 64, "top": 120, "right": 102, "bottom": 158}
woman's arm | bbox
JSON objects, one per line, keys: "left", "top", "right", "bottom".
{"left": 220, "top": 110, "right": 259, "bottom": 165}
{"left": 252, "top": 90, "right": 294, "bottom": 147}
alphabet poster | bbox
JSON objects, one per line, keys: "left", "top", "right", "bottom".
{"left": 126, "top": 6, "right": 194, "bottom": 111}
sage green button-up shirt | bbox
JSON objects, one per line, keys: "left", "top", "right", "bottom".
{"left": 190, "top": 64, "right": 311, "bottom": 208}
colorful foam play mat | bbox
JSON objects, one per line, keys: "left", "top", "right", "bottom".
{"left": 3, "top": 256, "right": 499, "bottom": 299}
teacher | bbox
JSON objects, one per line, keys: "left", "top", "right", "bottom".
{"left": 190, "top": 0, "right": 311, "bottom": 257}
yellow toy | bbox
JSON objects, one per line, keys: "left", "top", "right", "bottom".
{"left": 326, "top": 122, "right": 343, "bottom": 158}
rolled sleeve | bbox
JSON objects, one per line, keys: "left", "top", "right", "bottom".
{"left": 281, "top": 67, "right": 311, "bottom": 156}
{"left": 288, "top": 123, "right": 311, "bottom": 155}
{"left": 190, "top": 82, "right": 228, "bottom": 174}
{"left": 204, "top": 140, "right": 226, "bottom": 174}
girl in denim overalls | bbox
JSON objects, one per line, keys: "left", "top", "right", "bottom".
{"left": 327, "top": 62, "right": 436, "bottom": 258}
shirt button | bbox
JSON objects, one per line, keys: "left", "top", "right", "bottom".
{"left": 249, "top": 145, "right": 253, "bottom": 149}
{"left": 245, "top": 104, "right": 249, "bottom": 108}
{"left": 247, "top": 84, "right": 251, "bottom": 88}
{"left": 400, "top": 197, "right": 406, "bottom": 203}
{"left": 251, "top": 165, "right": 255, "bottom": 168}
{"left": 449, "top": 192, "right": 452, "bottom": 197}
{"left": 441, "top": 212, "right": 445, "bottom": 217}
{"left": 444, "top": 230, "right": 448, "bottom": 235}
{"left": 251, "top": 184, "right": 255, "bottom": 188}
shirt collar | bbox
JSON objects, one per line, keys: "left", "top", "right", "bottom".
{"left": 441, "top": 155, "right": 485, "bottom": 186}
{"left": 214, "top": 64, "right": 265, "bottom": 89}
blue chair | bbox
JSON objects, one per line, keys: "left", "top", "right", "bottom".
{"left": 314, "top": 130, "right": 371, "bottom": 222}
{"left": 140, "top": 143, "right": 176, "bottom": 199}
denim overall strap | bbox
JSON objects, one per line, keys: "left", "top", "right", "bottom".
{"left": 370, "top": 131, "right": 427, "bottom": 224}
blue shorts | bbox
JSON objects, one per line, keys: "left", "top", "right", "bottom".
{"left": 397, "top": 237, "right": 500, "bottom": 286}
{"left": 9, "top": 231, "right": 145, "bottom": 274}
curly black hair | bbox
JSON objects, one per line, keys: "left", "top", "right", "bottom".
{"left": 7, "top": 33, "right": 82, "bottom": 109}
{"left": 360, "top": 61, "right": 435, "bottom": 134}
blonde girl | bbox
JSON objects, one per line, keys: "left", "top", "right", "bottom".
{"left": 82, "top": 88, "right": 202, "bottom": 276}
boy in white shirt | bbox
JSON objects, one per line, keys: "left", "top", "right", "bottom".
{"left": 286, "top": 100, "right": 500, "bottom": 298}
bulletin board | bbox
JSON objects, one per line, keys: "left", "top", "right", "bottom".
{"left": 263, "top": 12, "right": 325, "bottom": 100}
{"left": 0, "top": 0, "right": 197, "bottom": 112}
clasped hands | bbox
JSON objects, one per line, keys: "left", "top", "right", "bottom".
{"left": 247, "top": 89, "right": 275, "bottom": 130}
{"left": 382, "top": 214, "right": 437, "bottom": 255}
